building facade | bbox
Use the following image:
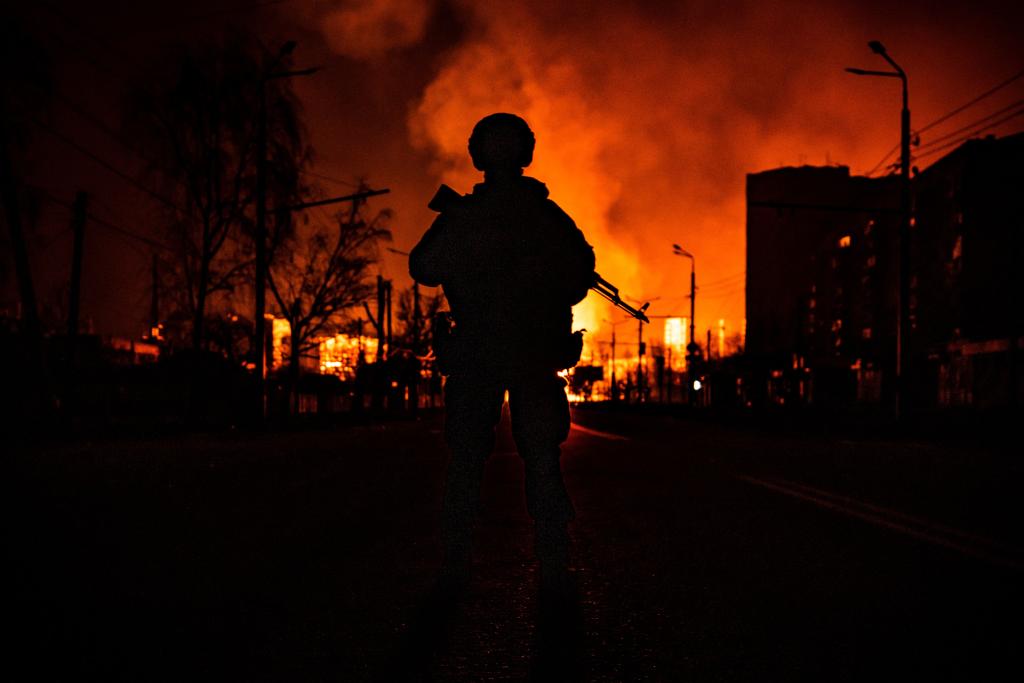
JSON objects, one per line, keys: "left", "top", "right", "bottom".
{"left": 745, "top": 165, "right": 899, "bottom": 407}
{"left": 744, "top": 132, "right": 1023, "bottom": 412}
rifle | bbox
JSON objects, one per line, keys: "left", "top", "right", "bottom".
{"left": 591, "top": 274, "right": 650, "bottom": 322}
{"left": 428, "top": 184, "right": 651, "bottom": 323}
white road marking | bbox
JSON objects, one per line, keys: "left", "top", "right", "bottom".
{"left": 570, "top": 423, "right": 630, "bottom": 441}
{"left": 738, "top": 474, "right": 1024, "bottom": 570}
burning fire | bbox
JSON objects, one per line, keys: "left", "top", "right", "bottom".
{"left": 307, "top": 0, "right": 1019, "bottom": 363}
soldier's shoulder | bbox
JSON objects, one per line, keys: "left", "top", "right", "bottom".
{"left": 514, "top": 178, "right": 569, "bottom": 222}
{"left": 540, "top": 196, "right": 578, "bottom": 231}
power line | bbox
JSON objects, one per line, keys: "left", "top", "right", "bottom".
{"left": 39, "top": 190, "right": 170, "bottom": 252}
{"left": 48, "top": 87, "right": 157, "bottom": 168}
{"left": 913, "top": 110, "right": 1024, "bottom": 162}
{"left": 917, "top": 99, "right": 1023, "bottom": 150}
{"left": 303, "top": 169, "right": 361, "bottom": 189}
{"left": 865, "top": 68, "right": 1023, "bottom": 176}
{"left": 29, "top": 115, "right": 179, "bottom": 212}
{"left": 698, "top": 281, "right": 746, "bottom": 296}
{"left": 916, "top": 68, "right": 1024, "bottom": 135}
{"left": 698, "top": 285, "right": 745, "bottom": 299}
{"left": 865, "top": 142, "right": 901, "bottom": 177}
{"left": 697, "top": 271, "right": 746, "bottom": 289}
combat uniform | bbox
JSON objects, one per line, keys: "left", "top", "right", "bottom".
{"left": 409, "top": 174, "right": 595, "bottom": 572}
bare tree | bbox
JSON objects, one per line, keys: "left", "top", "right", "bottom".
{"left": 0, "top": 18, "right": 51, "bottom": 344}
{"left": 0, "top": 19, "right": 54, "bottom": 426}
{"left": 267, "top": 190, "right": 391, "bottom": 412}
{"left": 125, "top": 32, "right": 309, "bottom": 355}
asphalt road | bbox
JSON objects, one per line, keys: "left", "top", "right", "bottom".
{"left": 10, "top": 408, "right": 1023, "bottom": 681}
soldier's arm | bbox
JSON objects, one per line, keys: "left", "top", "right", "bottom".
{"left": 549, "top": 202, "right": 596, "bottom": 305}
{"left": 409, "top": 215, "right": 453, "bottom": 287}
{"left": 566, "top": 228, "right": 596, "bottom": 305}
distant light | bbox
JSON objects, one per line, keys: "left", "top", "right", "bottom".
{"left": 692, "top": 380, "right": 702, "bottom": 391}
{"left": 839, "top": 235, "right": 852, "bottom": 248}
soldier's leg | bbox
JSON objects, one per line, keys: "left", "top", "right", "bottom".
{"left": 441, "top": 375, "right": 504, "bottom": 571}
{"left": 509, "top": 374, "right": 574, "bottom": 571}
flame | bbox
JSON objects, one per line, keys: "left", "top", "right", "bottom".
{"left": 306, "top": 0, "right": 1024, "bottom": 354}
{"left": 318, "top": 333, "right": 378, "bottom": 379}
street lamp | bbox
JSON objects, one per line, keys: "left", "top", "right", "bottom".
{"left": 846, "top": 40, "right": 911, "bottom": 419}
{"left": 671, "top": 244, "right": 700, "bottom": 363}
{"left": 624, "top": 295, "right": 659, "bottom": 403}
{"left": 254, "top": 41, "right": 321, "bottom": 421}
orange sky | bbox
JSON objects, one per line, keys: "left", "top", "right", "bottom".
{"left": 300, "top": 0, "right": 1023, "bottom": 343}
{"left": 8, "top": 0, "right": 1023, "bottom": 341}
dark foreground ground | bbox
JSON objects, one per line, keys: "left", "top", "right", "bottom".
{"left": 10, "top": 408, "right": 1023, "bottom": 681}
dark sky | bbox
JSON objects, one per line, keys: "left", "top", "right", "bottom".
{"left": 5, "top": 0, "right": 1023, "bottom": 342}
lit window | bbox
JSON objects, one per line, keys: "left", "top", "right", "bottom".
{"left": 952, "top": 235, "right": 962, "bottom": 261}
{"left": 838, "top": 235, "right": 852, "bottom": 248}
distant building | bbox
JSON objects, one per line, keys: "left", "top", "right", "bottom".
{"left": 745, "top": 132, "right": 1024, "bottom": 411}
{"left": 911, "top": 133, "right": 1024, "bottom": 408}
{"left": 745, "top": 165, "right": 900, "bottom": 406}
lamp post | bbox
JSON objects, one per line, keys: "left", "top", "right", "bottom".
{"left": 846, "top": 40, "right": 911, "bottom": 419}
{"left": 672, "top": 244, "right": 700, "bottom": 363}
{"left": 624, "top": 295, "right": 659, "bottom": 403}
{"left": 254, "top": 42, "right": 320, "bottom": 421}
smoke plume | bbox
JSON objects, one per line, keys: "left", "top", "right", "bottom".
{"left": 316, "top": 0, "right": 1024, "bottom": 342}
{"left": 316, "top": 0, "right": 435, "bottom": 59}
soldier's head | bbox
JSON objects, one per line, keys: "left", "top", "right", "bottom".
{"left": 468, "top": 113, "right": 535, "bottom": 173}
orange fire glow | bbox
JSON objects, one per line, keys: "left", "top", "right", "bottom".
{"left": 306, "top": 0, "right": 1022, "bottom": 362}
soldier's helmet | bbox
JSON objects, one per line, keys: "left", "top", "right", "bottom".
{"left": 468, "top": 113, "right": 535, "bottom": 172}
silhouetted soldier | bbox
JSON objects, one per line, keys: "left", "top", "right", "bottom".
{"left": 410, "top": 113, "right": 595, "bottom": 591}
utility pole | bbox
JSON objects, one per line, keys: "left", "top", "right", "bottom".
{"left": 637, "top": 317, "right": 645, "bottom": 403}
{"left": 673, "top": 244, "right": 701, "bottom": 368}
{"left": 897, "top": 54, "right": 912, "bottom": 420}
{"left": 689, "top": 263, "right": 696, "bottom": 350}
{"left": 67, "top": 191, "right": 88, "bottom": 345}
{"left": 611, "top": 326, "right": 618, "bottom": 403}
{"left": 376, "top": 275, "right": 386, "bottom": 363}
{"left": 150, "top": 254, "right": 159, "bottom": 334}
{"left": 846, "top": 40, "right": 911, "bottom": 419}
{"left": 385, "top": 279, "right": 393, "bottom": 356}
{"left": 666, "top": 346, "right": 671, "bottom": 403}
{"left": 413, "top": 281, "right": 421, "bottom": 353}
{"left": 253, "top": 40, "right": 318, "bottom": 422}
{"left": 64, "top": 191, "right": 88, "bottom": 421}
{"left": 254, "top": 69, "right": 269, "bottom": 419}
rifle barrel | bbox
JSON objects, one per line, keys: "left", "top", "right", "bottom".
{"left": 591, "top": 273, "right": 650, "bottom": 322}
